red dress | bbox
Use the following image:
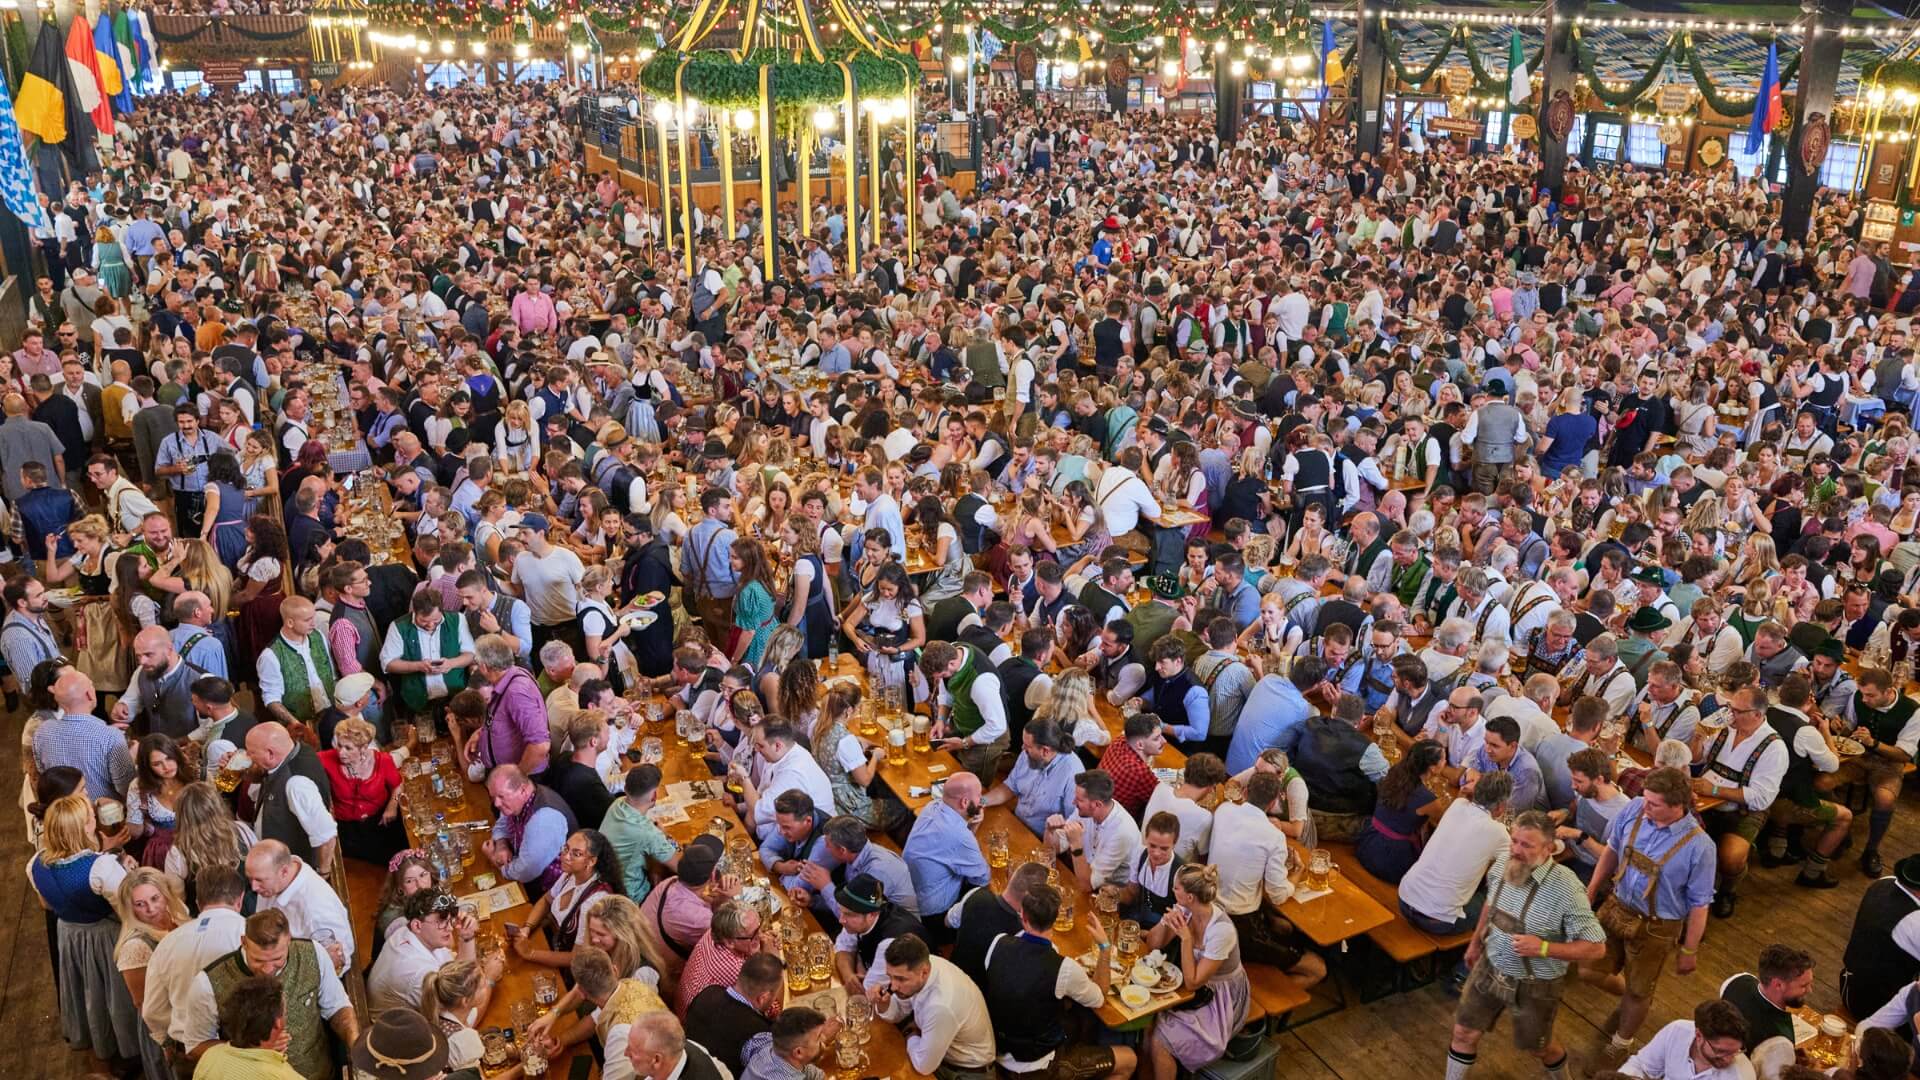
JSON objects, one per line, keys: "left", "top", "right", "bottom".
{"left": 317, "top": 749, "right": 401, "bottom": 823}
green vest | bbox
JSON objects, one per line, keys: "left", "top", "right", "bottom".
{"left": 395, "top": 616, "right": 469, "bottom": 713}
{"left": 1390, "top": 554, "right": 1430, "bottom": 608}
{"left": 1124, "top": 600, "right": 1178, "bottom": 658}
{"left": 205, "top": 940, "right": 329, "bottom": 1080}
{"left": 945, "top": 644, "right": 992, "bottom": 738}
{"left": 269, "top": 632, "right": 338, "bottom": 723}
{"left": 965, "top": 339, "right": 1005, "bottom": 389}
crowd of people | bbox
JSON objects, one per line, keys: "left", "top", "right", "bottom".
{"left": 9, "top": 58, "right": 1920, "bottom": 1080}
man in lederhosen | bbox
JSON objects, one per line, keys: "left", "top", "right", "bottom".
{"left": 1690, "top": 686, "right": 1790, "bottom": 920}
{"left": 1445, "top": 811, "right": 1606, "bottom": 1080}
{"left": 1581, "top": 767, "right": 1716, "bottom": 1068}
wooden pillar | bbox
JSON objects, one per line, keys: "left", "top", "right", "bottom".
{"left": 1782, "top": 0, "right": 1851, "bottom": 239}
{"left": 1354, "top": 5, "right": 1391, "bottom": 155}
{"left": 1536, "top": 0, "right": 1585, "bottom": 199}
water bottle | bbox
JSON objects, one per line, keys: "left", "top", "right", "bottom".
{"left": 828, "top": 633, "right": 840, "bottom": 670}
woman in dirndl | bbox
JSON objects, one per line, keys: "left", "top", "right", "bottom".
{"left": 1143, "top": 864, "right": 1253, "bottom": 1078}
{"left": 201, "top": 452, "right": 253, "bottom": 572}
{"left": 124, "top": 734, "right": 188, "bottom": 869}
{"left": 840, "top": 562, "right": 926, "bottom": 707}
{"left": 29, "top": 794, "right": 142, "bottom": 1066}
{"left": 94, "top": 226, "right": 132, "bottom": 299}
{"left": 115, "top": 867, "right": 188, "bottom": 1080}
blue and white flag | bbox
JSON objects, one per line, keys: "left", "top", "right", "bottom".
{"left": 0, "top": 74, "right": 48, "bottom": 230}
{"left": 977, "top": 29, "right": 1002, "bottom": 65}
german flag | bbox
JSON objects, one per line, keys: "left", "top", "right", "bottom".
{"left": 15, "top": 22, "right": 69, "bottom": 145}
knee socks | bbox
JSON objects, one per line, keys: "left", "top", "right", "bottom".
{"left": 1869, "top": 808, "right": 1895, "bottom": 853}
{"left": 1446, "top": 1049, "right": 1476, "bottom": 1080}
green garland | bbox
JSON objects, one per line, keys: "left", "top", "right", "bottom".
{"left": 1383, "top": 24, "right": 1455, "bottom": 90}
{"left": 639, "top": 46, "right": 913, "bottom": 110}
{"left": 1863, "top": 57, "right": 1920, "bottom": 93}
{"left": 1682, "top": 32, "right": 1799, "bottom": 120}
{"left": 1571, "top": 27, "right": 1675, "bottom": 107}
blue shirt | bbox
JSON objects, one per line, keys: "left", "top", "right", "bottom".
{"left": 1216, "top": 581, "right": 1261, "bottom": 633}
{"left": 1003, "top": 750, "right": 1084, "bottom": 838}
{"left": 902, "top": 801, "right": 991, "bottom": 917}
{"left": 1468, "top": 745, "right": 1546, "bottom": 812}
{"left": 170, "top": 622, "right": 229, "bottom": 681}
{"left": 1540, "top": 412, "right": 1599, "bottom": 477}
{"left": 1227, "top": 675, "right": 1312, "bottom": 774}
{"left": 685, "top": 518, "right": 739, "bottom": 600}
{"left": 490, "top": 804, "right": 569, "bottom": 884}
{"left": 155, "top": 430, "right": 225, "bottom": 493}
{"left": 1152, "top": 679, "right": 1213, "bottom": 745}
{"left": 861, "top": 494, "right": 907, "bottom": 561}
{"left": 122, "top": 219, "right": 165, "bottom": 256}
{"left": 1340, "top": 649, "right": 1400, "bottom": 712}
{"left": 32, "top": 713, "right": 135, "bottom": 800}
{"left": 818, "top": 344, "right": 852, "bottom": 374}
{"left": 1603, "top": 798, "right": 1718, "bottom": 919}
{"left": 1533, "top": 732, "right": 1587, "bottom": 811}
{"left": 758, "top": 822, "right": 833, "bottom": 897}
{"left": 821, "top": 843, "right": 918, "bottom": 920}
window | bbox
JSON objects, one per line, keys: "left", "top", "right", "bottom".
{"left": 268, "top": 68, "right": 299, "bottom": 95}
{"left": 239, "top": 70, "right": 264, "bottom": 94}
{"left": 1589, "top": 119, "right": 1624, "bottom": 163}
{"left": 166, "top": 69, "right": 206, "bottom": 94}
{"left": 1485, "top": 110, "right": 1512, "bottom": 148}
{"left": 1728, "top": 133, "right": 1769, "bottom": 180}
{"left": 1627, "top": 123, "right": 1666, "bottom": 167}
{"left": 1820, "top": 141, "right": 1865, "bottom": 193}
{"left": 425, "top": 63, "right": 469, "bottom": 90}
{"left": 1566, "top": 114, "right": 1586, "bottom": 154}
{"left": 516, "top": 60, "right": 565, "bottom": 83}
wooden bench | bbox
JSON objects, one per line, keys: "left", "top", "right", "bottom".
{"left": 1243, "top": 963, "right": 1313, "bottom": 1033}
{"left": 1324, "top": 842, "right": 1473, "bottom": 1000}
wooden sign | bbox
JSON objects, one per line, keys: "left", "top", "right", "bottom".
{"left": 202, "top": 60, "right": 249, "bottom": 87}
{"left": 1658, "top": 123, "right": 1683, "bottom": 146}
{"left": 1696, "top": 135, "right": 1727, "bottom": 168}
{"left": 1443, "top": 68, "right": 1473, "bottom": 96}
{"left": 1655, "top": 84, "right": 1692, "bottom": 114}
{"left": 1545, "top": 90, "right": 1575, "bottom": 142}
{"left": 1427, "top": 116, "right": 1484, "bottom": 137}
{"left": 1510, "top": 113, "right": 1538, "bottom": 140}
{"left": 1800, "top": 112, "right": 1830, "bottom": 172}
{"left": 1105, "top": 52, "right": 1130, "bottom": 88}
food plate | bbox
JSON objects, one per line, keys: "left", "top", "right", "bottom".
{"left": 1836, "top": 737, "right": 1867, "bottom": 757}
{"left": 1153, "top": 966, "right": 1183, "bottom": 994}
{"left": 1118, "top": 985, "right": 1152, "bottom": 1008}
{"left": 621, "top": 610, "right": 659, "bottom": 630}
{"left": 44, "top": 588, "right": 80, "bottom": 608}
{"left": 634, "top": 591, "right": 666, "bottom": 609}
{"left": 823, "top": 675, "right": 862, "bottom": 690}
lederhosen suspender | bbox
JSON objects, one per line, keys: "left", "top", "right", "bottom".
{"left": 1486, "top": 873, "right": 1548, "bottom": 979}
{"left": 1611, "top": 809, "right": 1706, "bottom": 916}
{"left": 1702, "top": 728, "right": 1782, "bottom": 794}
{"left": 1474, "top": 598, "right": 1501, "bottom": 642}
{"left": 1511, "top": 587, "right": 1554, "bottom": 636}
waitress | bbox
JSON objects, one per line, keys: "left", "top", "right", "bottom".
{"left": 1115, "top": 812, "right": 1185, "bottom": 929}
{"left": 615, "top": 514, "right": 675, "bottom": 678}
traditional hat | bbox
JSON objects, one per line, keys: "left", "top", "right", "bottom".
{"left": 1811, "top": 637, "right": 1847, "bottom": 662}
{"left": 1145, "top": 575, "right": 1186, "bottom": 600}
{"left": 1624, "top": 606, "right": 1673, "bottom": 634}
{"left": 1631, "top": 565, "right": 1667, "bottom": 586}
{"left": 349, "top": 1009, "right": 450, "bottom": 1080}
{"left": 835, "top": 873, "right": 886, "bottom": 915}
{"left": 334, "top": 673, "right": 377, "bottom": 709}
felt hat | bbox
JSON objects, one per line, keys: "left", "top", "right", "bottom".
{"left": 350, "top": 1009, "right": 449, "bottom": 1080}
{"left": 1624, "top": 606, "right": 1672, "bottom": 634}
{"left": 836, "top": 873, "right": 886, "bottom": 915}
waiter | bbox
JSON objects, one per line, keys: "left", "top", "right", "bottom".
{"left": 1584, "top": 767, "right": 1716, "bottom": 1068}
{"left": 1841, "top": 855, "right": 1920, "bottom": 1019}
{"left": 153, "top": 404, "right": 225, "bottom": 535}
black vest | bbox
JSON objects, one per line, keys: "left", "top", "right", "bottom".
{"left": 258, "top": 744, "right": 335, "bottom": 864}
{"left": 926, "top": 596, "right": 977, "bottom": 645}
{"left": 1078, "top": 582, "right": 1125, "bottom": 626}
{"left": 855, "top": 905, "right": 926, "bottom": 974}
{"left": 1291, "top": 448, "right": 1333, "bottom": 492}
{"left": 1291, "top": 717, "right": 1378, "bottom": 815}
{"left": 959, "top": 624, "right": 1004, "bottom": 662}
{"left": 951, "top": 888, "right": 1024, "bottom": 982}
{"left": 1093, "top": 318, "right": 1126, "bottom": 366}
{"left": 1720, "top": 972, "right": 1796, "bottom": 1053}
{"left": 955, "top": 493, "right": 991, "bottom": 553}
{"left": 983, "top": 933, "right": 1069, "bottom": 1064}
{"left": 1144, "top": 667, "right": 1196, "bottom": 719}
{"left": 1765, "top": 707, "right": 1819, "bottom": 808}
{"left": 684, "top": 984, "right": 772, "bottom": 1075}
{"left": 592, "top": 455, "right": 641, "bottom": 513}
{"left": 1845, "top": 877, "right": 1920, "bottom": 1016}
{"left": 999, "top": 656, "right": 1043, "bottom": 745}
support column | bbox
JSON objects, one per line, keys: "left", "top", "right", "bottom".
{"left": 1214, "top": 60, "right": 1240, "bottom": 143}
{"left": 1535, "top": 0, "right": 1585, "bottom": 199}
{"left": 1354, "top": 7, "right": 1390, "bottom": 155}
{"left": 1782, "top": 0, "right": 1852, "bottom": 239}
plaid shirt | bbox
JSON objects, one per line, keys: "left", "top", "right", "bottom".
{"left": 1098, "top": 739, "right": 1159, "bottom": 819}
{"left": 674, "top": 929, "right": 747, "bottom": 1016}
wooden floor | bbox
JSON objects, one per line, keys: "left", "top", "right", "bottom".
{"left": 0, "top": 695, "right": 1907, "bottom": 1080}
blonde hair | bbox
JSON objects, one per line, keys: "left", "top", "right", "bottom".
{"left": 332, "top": 717, "right": 377, "bottom": 751}
{"left": 117, "top": 867, "right": 189, "bottom": 948}
{"left": 505, "top": 399, "right": 533, "bottom": 430}
{"left": 419, "top": 959, "right": 487, "bottom": 1024}
{"left": 586, "top": 895, "right": 678, "bottom": 1000}
{"left": 1175, "top": 862, "right": 1221, "bottom": 904}
{"left": 68, "top": 514, "right": 112, "bottom": 547}
{"left": 170, "top": 782, "right": 247, "bottom": 879}
{"left": 38, "top": 794, "right": 97, "bottom": 864}
{"left": 1035, "top": 669, "right": 1098, "bottom": 731}
{"left": 580, "top": 565, "right": 614, "bottom": 597}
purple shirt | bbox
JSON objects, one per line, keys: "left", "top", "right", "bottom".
{"left": 481, "top": 666, "right": 550, "bottom": 773}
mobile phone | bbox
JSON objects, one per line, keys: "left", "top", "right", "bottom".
{"left": 343, "top": 474, "right": 356, "bottom": 491}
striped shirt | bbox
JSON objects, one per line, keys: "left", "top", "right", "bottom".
{"left": 1480, "top": 852, "right": 1606, "bottom": 980}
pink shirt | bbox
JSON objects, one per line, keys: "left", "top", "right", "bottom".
{"left": 1845, "top": 254, "right": 1878, "bottom": 300}
{"left": 510, "top": 290, "right": 557, "bottom": 335}
{"left": 12, "top": 346, "right": 60, "bottom": 379}
{"left": 1489, "top": 286, "right": 1514, "bottom": 322}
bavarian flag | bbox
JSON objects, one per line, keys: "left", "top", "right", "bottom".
{"left": 16, "top": 22, "right": 71, "bottom": 145}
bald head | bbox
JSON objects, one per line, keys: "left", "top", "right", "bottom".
{"left": 280, "top": 595, "right": 316, "bottom": 638}
{"left": 942, "top": 771, "right": 982, "bottom": 811}
{"left": 52, "top": 669, "right": 95, "bottom": 713}
{"left": 2, "top": 393, "right": 24, "bottom": 417}
{"left": 246, "top": 721, "right": 295, "bottom": 771}
{"left": 133, "top": 625, "right": 177, "bottom": 679}
{"left": 175, "top": 590, "right": 214, "bottom": 625}
{"left": 244, "top": 839, "right": 298, "bottom": 898}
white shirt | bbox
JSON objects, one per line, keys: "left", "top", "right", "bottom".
{"left": 1092, "top": 467, "right": 1162, "bottom": 538}
{"left": 1144, "top": 783, "right": 1214, "bottom": 861}
{"left": 176, "top": 940, "right": 350, "bottom": 1051}
{"left": 1699, "top": 723, "right": 1795, "bottom": 812}
{"left": 369, "top": 922, "right": 455, "bottom": 1012}
{"left": 256, "top": 633, "right": 336, "bottom": 715}
{"left": 1210, "top": 801, "right": 1294, "bottom": 916}
{"left": 985, "top": 933, "right": 1104, "bottom": 1071}
{"left": 1621, "top": 1019, "right": 1755, "bottom": 1080}
{"left": 873, "top": 954, "right": 997, "bottom": 1073}
{"left": 1484, "top": 695, "right": 1557, "bottom": 752}
{"left": 1398, "top": 800, "right": 1509, "bottom": 923}
{"left": 257, "top": 859, "right": 354, "bottom": 964}
{"left": 248, "top": 759, "right": 339, "bottom": 851}
{"left": 750, "top": 749, "right": 837, "bottom": 840}
{"left": 1423, "top": 715, "right": 1488, "bottom": 770}
{"left": 103, "top": 476, "right": 159, "bottom": 532}
{"left": 1063, "top": 804, "right": 1142, "bottom": 889}
{"left": 379, "top": 616, "right": 477, "bottom": 701}
{"left": 147, "top": 907, "right": 246, "bottom": 1044}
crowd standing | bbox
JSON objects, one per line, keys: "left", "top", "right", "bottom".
{"left": 13, "top": 67, "right": 1920, "bottom": 1080}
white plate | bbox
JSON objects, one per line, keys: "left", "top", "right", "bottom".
{"left": 1153, "top": 966, "right": 1184, "bottom": 994}
{"left": 621, "top": 610, "right": 659, "bottom": 630}
{"left": 1836, "top": 737, "right": 1867, "bottom": 757}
